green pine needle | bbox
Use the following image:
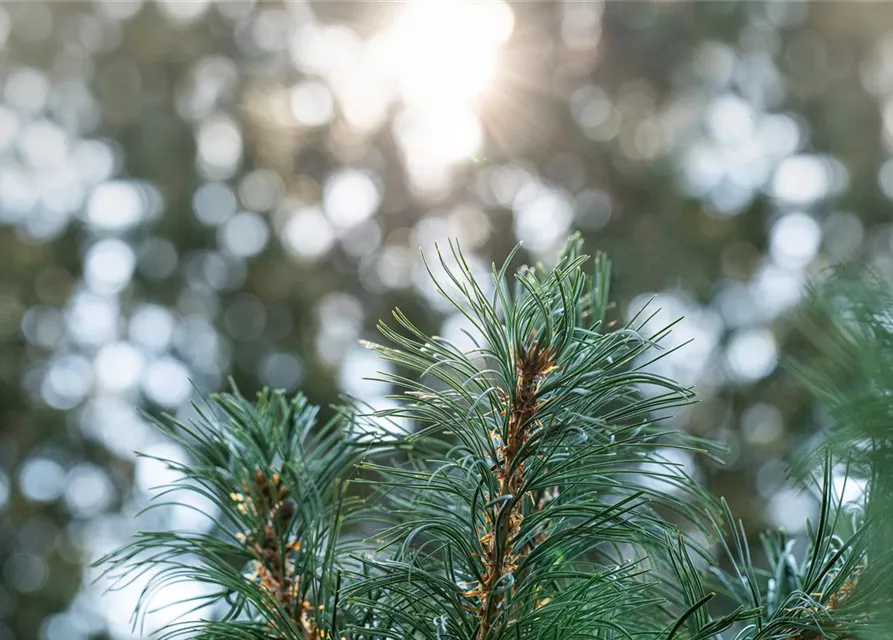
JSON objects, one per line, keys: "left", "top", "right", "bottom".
{"left": 98, "top": 239, "right": 892, "bottom": 640}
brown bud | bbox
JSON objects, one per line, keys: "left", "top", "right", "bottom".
{"left": 278, "top": 498, "right": 297, "bottom": 524}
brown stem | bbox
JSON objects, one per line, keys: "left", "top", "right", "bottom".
{"left": 237, "top": 468, "right": 317, "bottom": 638}
{"left": 474, "top": 342, "right": 555, "bottom": 640}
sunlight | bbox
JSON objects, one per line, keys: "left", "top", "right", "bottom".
{"left": 385, "top": 0, "right": 513, "bottom": 109}
{"left": 371, "top": 0, "right": 514, "bottom": 189}
{"left": 295, "top": 0, "right": 515, "bottom": 187}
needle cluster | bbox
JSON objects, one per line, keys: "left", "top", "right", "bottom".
{"left": 99, "top": 237, "right": 892, "bottom": 640}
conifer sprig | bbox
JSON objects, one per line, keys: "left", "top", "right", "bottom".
{"left": 97, "top": 389, "right": 361, "bottom": 639}
{"left": 347, "top": 236, "right": 729, "bottom": 640}
{"left": 702, "top": 263, "right": 893, "bottom": 640}
{"left": 98, "top": 239, "right": 893, "bottom": 640}
{"left": 778, "top": 264, "right": 893, "bottom": 639}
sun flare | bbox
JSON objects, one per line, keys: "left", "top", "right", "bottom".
{"left": 375, "top": 0, "right": 514, "bottom": 188}
{"left": 387, "top": 0, "right": 514, "bottom": 108}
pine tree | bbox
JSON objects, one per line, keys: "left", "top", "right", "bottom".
{"left": 98, "top": 237, "right": 892, "bottom": 640}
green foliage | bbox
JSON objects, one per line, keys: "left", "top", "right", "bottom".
{"left": 348, "top": 236, "right": 726, "bottom": 640}
{"left": 99, "top": 240, "right": 891, "bottom": 640}
{"left": 783, "top": 264, "right": 893, "bottom": 639}
{"left": 98, "top": 390, "right": 361, "bottom": 639}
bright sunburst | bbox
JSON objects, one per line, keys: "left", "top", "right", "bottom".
{"left": 373, "top": 0, "right": 515, "bottom": 189}
{"left": 386, "top": 0, "right": 514, "bottom": 109}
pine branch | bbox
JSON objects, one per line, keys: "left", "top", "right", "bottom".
{"left": 697, "top": 263, "right": 893, "bottom": 640}
{"left": 97, "top": 238, "right": 893, "bottom": 640}
{"left": 95, "top": 387, "right": 362, "bottom": 639}
{"left": 348, "top": 236, "right": 730, "bottom": 640}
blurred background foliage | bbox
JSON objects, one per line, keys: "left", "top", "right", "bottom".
{"left": 0, "top": 0, "right": 890, "bottom": 638}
